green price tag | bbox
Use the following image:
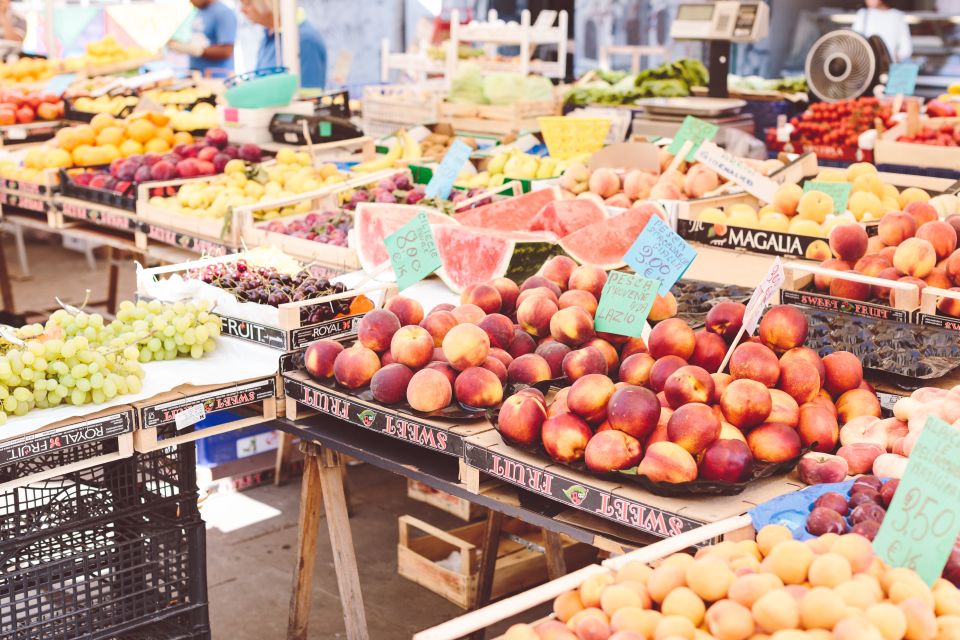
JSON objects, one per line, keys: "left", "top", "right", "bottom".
{"left": 318, "top": 121, "right": 332, "bottom": 137}
{"left": 873, "top": 416, "right": 960, "bottom": 585}
{"left": 594, "top": 271, "right": 659, "bottom": 338}
{"left": 383, "top": 212, "right": 442, "bottom": 291}
{"left": 802, "top": 181, "right": 852, "bottom": 214}
{"left": 667, "top": 116, "right": 719, "bottom": 162}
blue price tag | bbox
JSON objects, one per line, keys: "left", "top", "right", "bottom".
{"left": 425, "top": 139, "right": 473, "bottom": 200}
{"left": 45, "top": 73, "right": 77, "bottom": 96}
{"left": 886, "top": 63, "right": 920, "bottom": 96}
{"left": 623, "top": 215, "right": 696, "bottom": 295}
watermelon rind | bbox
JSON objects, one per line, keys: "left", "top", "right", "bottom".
{"left": 558, "top": 202, "right": 667, "bottom": 271}
{"left": 352, "top": 203, "right": 452, "bottom": 280}
{"left": 453, "top": 187, "right": 561, "bottom": 231}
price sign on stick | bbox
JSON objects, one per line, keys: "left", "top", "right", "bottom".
{"left": 667, "top": 116, "right": 719, "bottom": 162}
{"left": 594, "top": 271, "right": 659, "bottom": 338}
{"left": 717, "top": 257, "right": 784, "bottom": 373}
{"left": 886, "top": 63, "right": 920, "bottom": 97}
{"left": 383, "top": 212, "right": 442, "bottom": 291}
{"left": 693, "top": 142, "right": 780, "bottom": 203}
{"left": 803, "top": 181, "right": 852, "bottom": 214}
{"left": 873, "top": 415, "right": 960, "bottom": 585}
{"left": 425, "top": 139, "right": 473, "bottom": 200}
{"left": 45, "top": 73, "right": 77, "bottom": 96}
{"left": 623, "top": 215, "right": 696, "bottom": 295}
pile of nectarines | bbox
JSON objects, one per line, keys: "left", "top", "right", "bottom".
{"left": 503, "top": 526, "right": 958, "bottom": 640}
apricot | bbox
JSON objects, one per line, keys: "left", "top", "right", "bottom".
{"left": 728, "top": 573, "right": 784, "bottom": 608}
{"left": 554, "top": 590, "right": 586, "bottom": 623}
{"left": 763, "top": 540, "right": 814, "bottom": 584}
{"left": 615, "top": 562, "right": 652, "bottom": 585}
{"left": 647, "top": 565, "right": 687, "bottom": 603}
{"left": 834, "top": 617, "right": 885, "bottom": 640}
{"left": 798, "top": 586, "right": 847, "bottom": 630}
{"left": 357, "top": 309, "right": 401, "bottom": 352}
{"left": 503, "top": 623, "right": 538, "bottom": 640}
{"left": 580, "top": 573, "right": 615, "bottom": 608}
{"left": 574, "top": 614, "right": 613, "bottom": 640}
{"left": 807, "top": 552, "right": 852, "bottom": 588}
{"left": 563, "top": 346, "right": 609, "bottom": 380}
{"left": 834, "top": 580, "right": 880, "bottom": 610}
{"left": 935, "top": 586, "right": 960, "bottom": 616}
{"left": 752, "top": 589, "right": 800, "bottom": 633}
{"left": 406, "top": 368, "right": 452, "bottom": 411}
{"left": 611, "top": 607, "right": 661, "bottom": 637}
{"left": 865, "top": 603, "right": 908, "bottom": 640}
{"left": 420, "top": 310, "right": 459, "bottom": 347}
{"left": 899, "top": 597, "right": 937, "bottom": 640}
{"left": 601, "top": 584, "right": 646, "bottom": 615}
{"left": 661, "top": 587, "right": 705, "bottom": 626}
{"left": 385, "top": 295, "right": 424, "bottom": 326}
{"left": 773, "top": 183, "right": 803, "bottom": 216}
{"left": 829, "top": 534, "right": 874, "bottom": 573}
{"left": 685, "top": 556, "right": 735, "bottom": 602}
{"left": 653, "top": 615, "right": 696, "bottom": 640}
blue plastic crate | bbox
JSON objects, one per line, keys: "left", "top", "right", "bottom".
{"left": 194, "top": 413, "right": 277, "bottom": 466}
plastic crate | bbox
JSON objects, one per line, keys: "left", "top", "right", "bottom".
{"left": 195, "top": 418, "right": 277, "bottom": 466}
{"left": 59, "top": 167, "right": 137, "bottom": 211}
{"left": 114, "top": 607, "right": 210, "bottom": 639}
{"left": 0, "top": 514, "right": 207, "bottom": 640}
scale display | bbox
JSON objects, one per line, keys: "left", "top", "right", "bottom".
{"left": 671, "top": 1, "right": 768, "bottom": 43}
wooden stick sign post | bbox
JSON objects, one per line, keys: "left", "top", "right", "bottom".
{"left": 873, "top": 415, "right": 960, "bottom": 585}
{"left": 716, "top": 257, "right": 785, "bottom": 374}
{"left": 383, "top": 212, "right": 442, "bottom": 291}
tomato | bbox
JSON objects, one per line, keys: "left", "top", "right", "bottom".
{"left": 15, "top": 106, "right": 34, "bottom": 124}
{"left": 0, "top": 109, "right": 15, "bottom": 126}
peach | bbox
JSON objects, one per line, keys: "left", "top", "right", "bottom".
{"left": 873, "top": 266, "right": 901, "bottom": 300}
{"left": 550, "top": 306, "right": 595, "bottom": 346}
{"left": 649, "top": 355, "right": 687, "bottom": 393}
{"left": 880, "top": 245, "right": 898, "bottom": 263}
{"left": 829, "top": 223, "right": 869, "bottom": 262}
{"left": 563, "top": 346, "right": 609, "bottom": 380}
{"left": 699, "top": 438, "right": 753, "bottom": 482}
{"left": 623, "top": 169, "right": 656, "bottom": 200}
{"left": 548, "top": 387, "right": 570, "bottom": 417}
{"left": 442, "top": 323, "right": 490, "bottom": 371}
{"left": 540, "top": 255, "right": 578, "bottom": 290}
{"left": 648, "top": 292, "right": 678, "bottom": 322}
{"left": 938, "top": 287, "right": 960, "bottom": 317}
{"left": 747, "top": 422, "right": 801, "bottom": 462}
{"left": 904, "top": 200, "right": 938, "bottom": 228}
{"left": 836, "top": 388, "right": 881, "bottom": 423}
{"left": 664, "top": 365, "right": 715, "bottom": 407}
{"left": 589, "top": 167, "right": 621, "bottom": 198}
{"left": 729, "top": 573, "right": 784, "bottom": 609}
{"left": 406, "top": 368, "right": 453, "bottom": 411}
{"left": 450, "top": 304, "right": 484, "bottom": 325}
{"left": 777, "top": 359, "right": 820, "bottom": 405}
{"left": 370, "top": 363, "right": 414, "bottom": 404}
{"left": 618, "top": 353, "right": 655, "bottom": 386}
{"left": 503, "top": 623, "right": 538, "bottom": 640}
{"left": 459, "top": 284, "right": 500, "bottom": 314}
{"left": 813, "top": 258, "right": 851, "bottom": 291}
{"left": 899, "top": 597, "right": 937, "bottom": 640}
{"left": 661, "top": 586, "right": 706, "bottom": 626}
{"left": 684, "top": 163, "right": 720, "bottom": 198}
{"left": 855, "top": 254, "right": 893, "bottom": 277}
{"left": 797, "top": 403, "right": 839, "bottom": 452}
{"left": 705, "top": 301, "right": 747, "bottom": 343}
{"left": 925, "top": 267, "right": 952, "bottom": 289}
{"left": 620, "top": 337, "right": 648, "bottom": 360}
{"left": 332, "top": 344, "right": 381, "bottom": 389}
{"left": 637, "top": 441, "right": 698, "bottom": 483}
{"left": 569, "top": 265, "right": 608, "bottom": 299}
{"left": 497, "top": 391, "right": 547, "bottom": 445}
{"left": 454, "top": 366, "right": 503, "bottom": 408}
{"left": 797, "top": 190, "right": 834, "bottom": 223}
{"left": 649, "top": 181, "right": 682, "bottom": 200}
{"left": 558, "top": 289, "right": 599, "bottom": 316}
{"left": 808, "top": 551, "right": 854, "bottom": 589}
{"left": 917, "top": 220, "right": 958, "bottom": 261}
{"left": 585, "top": 338, "right": 619, "bottom": 375}
{"left": 894, "top": 237, "right": 937, "bottom": 278}
{"left": 541, "top": 412, "right": 592, "bottom": 462}
{"left": 357, "top": 309, "right": 401, "bottom": 352}
{"left": 667, "top": 402, "right": 721, "bottom": 454}
{"left": 509, "top": 330, "right": 536, "bottom": 358}
{"left": 420, "top": 310, "right": 458, "bottom": 347}
{"left": 729, "top": 342, "right": 780, "bottom": 387}
{"left": 878, "top": 211, "right": 917, "bottom": 246}
{"left": 487, "top": 347, "right": 512, "bottom": 368}
{"left": 507, "top": 353, "right": 553, "bottom": 385}
{"left": 384, "top": 296, "right": 424, "bottom": 326}
{"left": 303, "top": 339, "right": 343, "bottom": 379}
{"left": 568, "top": 373, "right": 616, "bottom": 425}
{"left": 611, "top": 608, "right": 660, "bottom": 637}
{"left": 521, "top": 275, "right": 562, "bottom": 296}
{"left": 773, "top": 183, "right": 803, "bottom": 216}
{"left": 768, "top": 388, "right": 800, "bottom": 427}
{"left": 830, "top": 275, "right": 872, "bottom": 301}
{"left": 425, "top": 361, "right": 457, "bottom": 386}
{"left": 780, "top": 346, "right": 825, "bottom": 385}
{"left": 720, "top": 378, "right": 772, "bottom": 429}
{"left": 585, "top": 430, "right": 644, "bottom": 472}
{"left": 866, "top": 235, "right": 886, "bottom": 255}
{"left": 607, "top": 384, "right": 661, "bottom": 441}
{"left": 837, "top": 442, "right": 885, "bottom": 474}
{"left": 689, "top": 330, "right": 727, "bottom": 372}
{"left": 711, "top": 372, "right": 733, "bottom": 404}
{"left": 476, "top": 314, "right": 514, "bottom": 351}
{"left": 515, "top": 296, "right": 557, "bottom": 338}
{"left": 535, "top": 342, "right": 571, "bottom": 378}
{"left": 389, "top": 325, "right": 433, "bottom": 369}
{"left": 946, "top": 249, "right": 960, "bottom": 285}
{"left": 490, "top": 277, "right": 520, "bottom": 315}
{"left": 648, "top": 318, "right": 696, "bottom": 360}
{"left": 822, "top": 351, "right": 863, "bottom": 396}
{"left": 805, "top": 240, "right": 833, "bottom": 261}
{"left": 759, "top": 305, "right": 808, "bottom": 353}
{"left": 433, "top": 303, "right": 455, "bottom": 313}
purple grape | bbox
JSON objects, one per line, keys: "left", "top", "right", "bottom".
{"left": 394, "top": 175, "right": 412, "bottom": 190}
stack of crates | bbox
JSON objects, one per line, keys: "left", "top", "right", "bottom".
{"left": 0, "top": 437, "right": 209, "bottom": 639}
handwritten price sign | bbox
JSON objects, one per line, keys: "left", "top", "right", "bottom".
{"left": 623, "top": 215, "right": 696, "bottom": 295}
{"left": 594, "top": 271, "right": 659, "bottom": 337}
{"left": 803, "top": 181, "right": 852, "bottom": 214}
{"left": 383, "top": 212, "right": 442, "bottom": 291}
{"left": 742, "top": 257, "right": 785, "bottom": 335}
{"left": 873, "top": 416, "right": 960, "bottom": 585}
{"left": 667, "top": 116, "right": 719, "bottom": 162}
{"left": 425, "top": 139, "right": 473, "bottom": 200}
{"left": 886, "top": 63, "right": 920, "bottom": 97}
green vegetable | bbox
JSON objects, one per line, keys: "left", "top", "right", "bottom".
{"left": 483, "top": 73, "right": 526, "bottom": 105}
{"left": 448, "top": 63, "right": 488, "bottom": 104}
{"left": 563, "top": 58, "right": 708, "bottom": 107}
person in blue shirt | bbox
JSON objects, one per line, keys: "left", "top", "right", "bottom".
{"left": 239, "top": 0, "right": 326, "bottom": 89}
{"left": 175, "top": 0, "right": 237, "bottom": 76}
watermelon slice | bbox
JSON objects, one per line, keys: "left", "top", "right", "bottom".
{"left": 559, "top": 202, "right": 667, "bottom": 270}
{"left": 529, "top": 199, "right": 608, "bottom": 238}
{"left": 452, "top": 187, "right": 561, "bottom": 231}
{"left": 353, "top": 203, "right": 452, "bottom": 278}
{"left": 433, "top": 225, "right": 561, "bottom": 293}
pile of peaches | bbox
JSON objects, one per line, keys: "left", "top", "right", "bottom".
{"left": 503, "top": 526, "right": 960, "bottom": 640}
{"left": 300, "top": 255, "right": 679, "bottom": 415}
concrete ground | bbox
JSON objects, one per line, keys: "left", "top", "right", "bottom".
{"left": 3, "top": 235, "right": 552, "bottom": 639}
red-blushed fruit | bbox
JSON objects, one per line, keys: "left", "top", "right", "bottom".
{"left": 835, "top": 388, "right": 881, "bottom": 423}
{"left": 925, "top": 267, "right": 952, "bottom": 289}
{"left": 547, "top": 387, "right": 570, "bottom": 417}
{"left": 822, "top": 351, "right": 863, "bottom": 396}
{"left": 780, "top": 346, "right": 825, "bottom": 386}
{"left": 667, "top": 402, "right": 721, "bottom": 455}
{"left": 904, "top": 200, "right": 939, "bottom": 228}
{"left": 937, "top": 287, "right": 960, "bottom": 317}
{"left": 606, "top": 385, "right": 660, "bottom": 441}
{"left": 880, "top": 478, "right": 898, "bottom": 506}
{"left": 746, "top": 422, "right": 802, "bottom": 463}
{"left": 649, "top": 355, "right": 687, "bottom": 393}
{"left": 620, "top": 336, "right": 648, "bottom": 360}
{"left": 778, "top": 359, "right": 821, "bottom": 405}
{"left": 711, "top": 372, "right": 733, "bottom": 404}
{"left": 813, "top": 258, "right": 851, "bottom": 291}
{"left": 814, "top": 492, "right": 849, "bottom": 515}
{"left": 705, "top": 301, "right": 746, "bottom": 343}
{"left": 797, "top": 403, "right": 840, "bottom": 452}
{"left": 541, "top": 413, "right": 592, "bottom": 462}
{"left": 893, "top": 237, "right": 937, "bottom": 278}
{"left": 562, "top": 346, "right": 608, "bottom": 381}
{"left": 384, "top": 296, "right": 424, "bottom": 326}
{"left": 558, "top": 289, "right": 598, "bottom": 316}
{"left": 850, "top": 502, "right": 886, "bottom": 525}
{"left": 689, "top": 330, "right": 727, "bottom": 372}
{"left": 424, "top": 361, "right": 457, "bottom": 386}
{"left": 549, "top": 306, "right": 595, "bottom": 346}
{"left": 768, "top": 388, "right": 800, "bottom": 427}
{"left": 854, "top": 254, "right": 893, "bottom": 278}
{"left": 509, "top": 330, "right": 536, "bottom": 358}
{"left": 637, "top": 441, "right": 698, "bottom": 483}
{"left": 648, "top": 291, "right": 678, "bottom": 322}
{"left": 878, "top": 211, "right": 916, "bottom": 246}
{"left": 811, "top": 390, "right": 838, "bottom": 417}
{"left": 454, "top": 366, "right": 503, "bottom": 408}
{"left": 333, "top": 344, "right": 381, "bottom": 388}
{"left": 521, "top": 275, "right": 561, "bottom": 296}
{"left": 647, "top": 317, "right": 696, "bottom": 360}
{"left": 516, "top": 287, "right": 558, "bottom": 308}
{"left": 729, "top": 342, "right": 780, "bottom": 387}
{"left": 850, "top": 520, "right": 879, "bottom": 541}
{"left": 497, "top": 392, "right": 547, "bottom": 445}
{"left": 758, "top": 305, "right": 809, "bottom": 353}
{"left": 584, "top": 338, "right": 619, "bottom": 376}
{"left": 540, "top": 255, "right": 577, "bottom": 290}
{"left": 303, "top": 339, "right": 343, "bottom": 379}
{"left": 837, "top": 442, "right": 885, "bottom": 475}
{"left": 830, "top": 275, "right": 872, "bottom": 302}
{"left": 720, "top": 378, "right": 773, "bottom": 431}
{"left": 806, "top": 506, "right": 848, "bottom": 535}
{"left": 420, "top": 310, "right": 458, "bottom": 347}
{"left": 829, "top": 223, "right": 869, "bottom": 263}
{"left": 798, "top": 452, "right": 848, "bottom": 485}
{"left": 461, "top": 283, "right": 502, "bottom": 314}
{"left": 584, "top": 430, "right": 643, "bottom": 472}
{"left": 476, "top": 314, "right": 514, "bottom": 351}
{"left": 698, "top": 439, "right": 753, "bottom": 482}
{"left": 357, "top": 309, "right": 401, "bottom": 352}
{"left": 491, "top": 277, "right": 520, "bottom": 315}
{"left": 517, "top": 295, "right": 558, "bottom": 337}
{"left": 507, "top": 354, "right": 552, "bottom": 385}
{"left": 567, "top": 373, "right": 616, "bottom": 425}
{"left": 390, "top": 325, "right": 434, "bottom": 368}
{"left": 536, "top": 342, "right": 571, "bottom": 378}
{"left": 618, "top": 353, "right": 655, "bottom": 386}
{"left": 406, "top": 368, "right": 452, "bottom": 412}
{"left": 664, "top": 365, "right": 715, "bottom": 408}
{"left": 488, "top": 348, "right": 513, "bottom": 369}
{"left": 370, "top": 363, "right": 414, "bottom": 404}
{"left": 432, "top": 347, "right": 446, "bottom": 362}
{"left": 442, "top": 323, "right": 490, "bottom": 371}
{"left": 568, "top": 264, "right": 607, "bottom": 299}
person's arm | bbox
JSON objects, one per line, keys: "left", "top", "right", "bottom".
{"left": 202, "top": 7, "right": 236, "bottom": 61}
{"left": 299, "top": 38, "right": 326, "bottom": 88}
{"left": 851, "top": 8, "right": 866, "bottom": 34}
{"left": 202, "top": 43, "right": 234, "bottom": 60}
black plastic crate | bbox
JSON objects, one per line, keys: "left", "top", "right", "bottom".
{"left": 0, "top": 516, "right": 207, "bottom": 640}
{"left": 59, "top": 167, "right": 137, "bottom": 212}
{"left": 63, "top": 99, "right": 135, "bottom": 124}
{"left": 112, "top": 606, "right": 210, "bottom": 640}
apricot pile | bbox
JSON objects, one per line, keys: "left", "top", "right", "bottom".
{"left": 503, "top": 527, "right": 960, "bottom": 640}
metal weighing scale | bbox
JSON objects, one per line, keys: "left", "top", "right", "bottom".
{"left": 631, "top": 2, "right": 770, "bottom": 142}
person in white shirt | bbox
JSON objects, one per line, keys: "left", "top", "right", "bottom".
{"left": 852, "top": 0, "right": 913, "bottom": 62}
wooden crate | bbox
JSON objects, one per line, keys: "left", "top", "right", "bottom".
{"left": 57, "top": 195, "right": 140, "bottom": 235}
{"left": 875, "top": 117, "right": 960, "bottom": 173}
{"left": 407, "top": 479, "right": 486, "bottom": 521}
{"left": 916, "top": 285, "right": 960, "bottom": 333}
{"left": 132, "top": 375, "right": 278, "bottom": 453}
{"left": 397, "top": 515, "right": 595, "bottom": 609}
{"left": 439, "top": 99, "right": 559, "bottom": 136}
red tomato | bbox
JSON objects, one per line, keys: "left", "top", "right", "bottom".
{"left": 15, "top": 106, "right": 34, "bottom": 124}
{"left": 0, "top": 109, "right": 15, "bottom": 126}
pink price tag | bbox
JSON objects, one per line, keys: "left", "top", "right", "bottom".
{"left": 223, "top": 108, "right": 239, "bottom": 124}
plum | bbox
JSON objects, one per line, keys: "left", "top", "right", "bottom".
{"left": 238, "top": 143, "right": 262, "bottom": 162}
{"left": 213, "top": 153, "right": 231, "bottom": 173}
{"left": 117, "top": 160, "right": 138, "bottom": 181}
{"left": 813, "top": 492, "right": 849, "bottom": 516}
{"left": 150, "top": 161, "right": 177, "bottom": 181}
{"left": 879, "top": 479, "right": 898, "bottom": 507}
{"left": 205, "top": 127, "right": 229, "bottom": 150}
{"left": 807, "top": 506, "right": 848, "bottom": 535}
{"left": 851, "top": 520, "right": 880, "bottom": 541}
{"left": 851, "top": 475, "right": 882, "bottom": 493}
{"left": 224, "top": 144, "right": 239, "bottom": 159}
{"left": 850, "top": 502, "right": 886, "bottom": 525}
{"left": 176, "top": 159, "right": 200, "bottom": 179}
{"left": 141, "top": 152, "right": 161, "bottom": 166}
{"left": 849, "top": 488, "right": 882, "bottom": 508}
{"left": 134, "top": 165, "right": 153, "bottom": 183}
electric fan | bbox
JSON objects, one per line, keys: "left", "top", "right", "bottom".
{"left": 805, "top": 29, "right": 892, "bottom": 102}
